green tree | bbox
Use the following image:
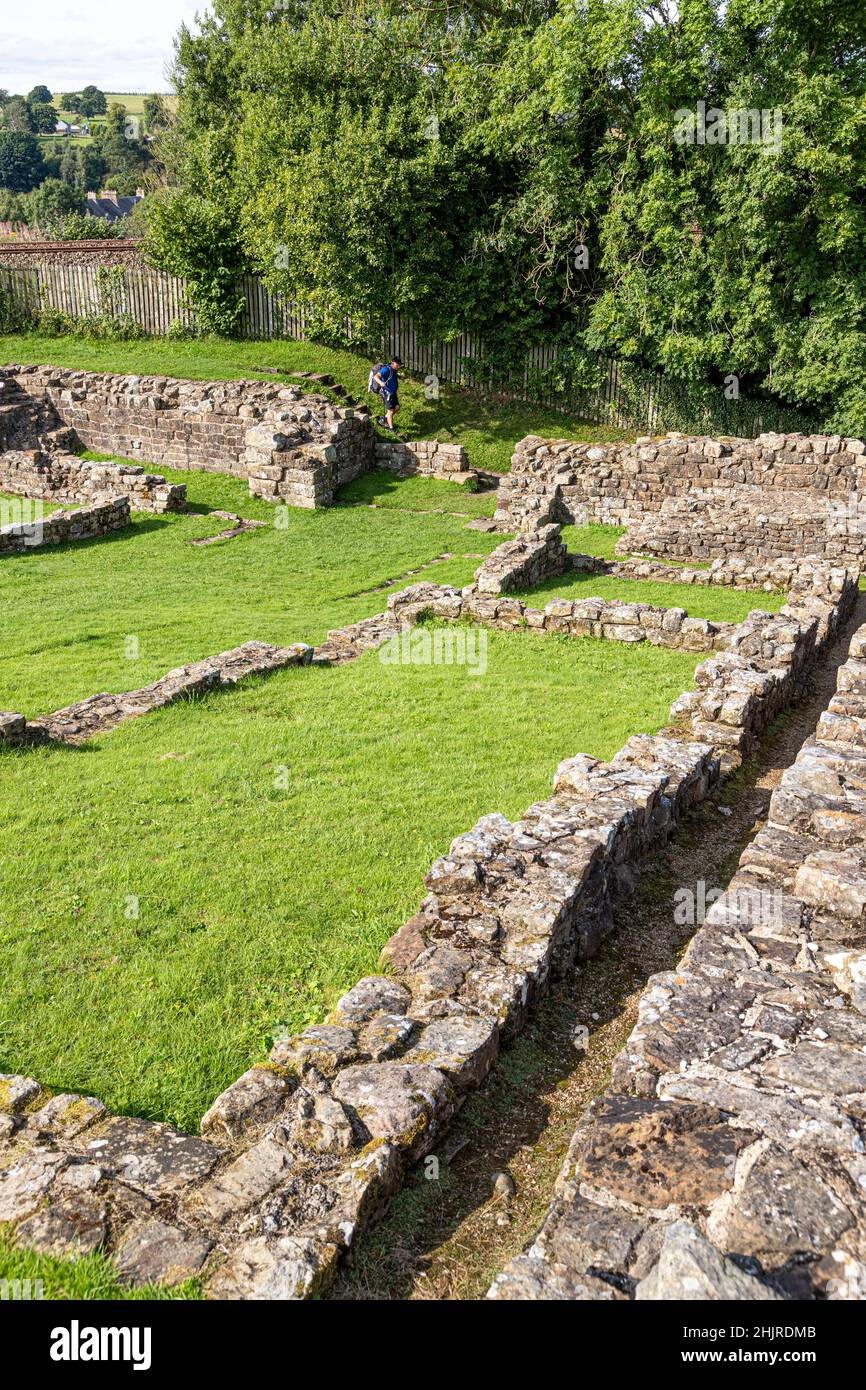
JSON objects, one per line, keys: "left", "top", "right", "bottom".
{"left": 0, "top": 188, "right": 26, "bottom": 221}
{"left": 60, "top": 141, "right": 106, "bottom": 193}
{"left": 2, "top": 96, "right": 33, "bottom": 132}
{"left": 0, "top": 130, "right": 46, "bottom": 191}
{"left": 27, "top": 85, "right": 53, "bottom": 105}
{"left": 156, "top": 0, "right": 866, "bottom": 431}
{"left": 26, "top": 176, "right": 82, "bottom": 225}
{"left": 78, "top": 86, "right": 108, "bottom": 118}
{"left": 90, "top": 103, "right": 151, "bottom": 194}
{"left": 143, "top": 93, "right": 171, "bottom": 134}
{"left": 28, "top": 100, "right": 59, "bottom": 134}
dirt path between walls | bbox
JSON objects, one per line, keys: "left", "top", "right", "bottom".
{"left": 329, "top": 592, "right": 866, "bottom": 1302}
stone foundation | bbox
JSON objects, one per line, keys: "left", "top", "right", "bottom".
{"left": 0, "top": 497, "right": 131, "bottom": 556}
{"left": 490, "top": 621, "right": 866, "bottom": 1302}
{"left": 495, "top": 430, "right": 866, "bottom": 567}
{"left": 474, "top": 524, "right": 569, "bottom": 594}
{"left": 0, "top": 448, "right": 185, "bottom": 514}
{"left": 0, "top": 549, "right": 855, "bottom": 1298}
{"left": 4, "top": 365, "right": 376, "bottom": 509}
{"left": 375, "top": 439, "right": 470, "bottom": 479}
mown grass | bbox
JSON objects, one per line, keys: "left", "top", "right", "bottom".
{"left": 0, "top": 462, "right": 708, "bottom": 1130}
{"left": 0, "top": 625, "right": 699, "bottom": 1131}
{"left": 0, "top": 467, "right": 504, "bottom": 713}
{"left": 0, "top": 1227, "right": 199, "bottom": 1300}
{"left": 0, "top": 332, "right": 635, "bottom": 474}
{"left": 338, "top": 469, "right": 497, "bottom": 516}
{"left": 520, "top": 568, "right": 787, "bottom": 623}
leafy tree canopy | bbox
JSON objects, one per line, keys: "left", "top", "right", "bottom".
{"left": 145, "top": 0, "right": 866, "bottom": 431}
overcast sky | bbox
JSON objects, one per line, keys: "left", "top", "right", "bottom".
{"left": 1, "top": 2, "right": 213, "bottom": 96}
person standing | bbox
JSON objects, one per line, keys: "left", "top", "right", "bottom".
{"left": 373, "top": 357, "right": 401, "bottom": 431}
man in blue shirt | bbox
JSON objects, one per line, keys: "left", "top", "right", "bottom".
{"left": 373, "top": 357, "right": 401, "bottom": 432}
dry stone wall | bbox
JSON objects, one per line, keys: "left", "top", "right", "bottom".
{"left": 496, "top": 431, "right": 866, "bottom": 567}
{"left": 490, "top": 621, "right": 866, "bottom": 1302}
{"left": 5, "top": 365, "right": 377, "bottom": 509}
{"left": 474, "top": 524, "right": 569, "bottom": 595}
{"left": 0, "top": 497, "right": 130, "bottom": 556}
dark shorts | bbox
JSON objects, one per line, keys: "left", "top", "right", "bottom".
{"left": 383, "top": 392, "right": 399, "bottom": 410}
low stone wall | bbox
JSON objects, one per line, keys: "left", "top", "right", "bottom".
{"left": 474, "top": 524, "right": 569, "bottom": 595}
{"left": 5, "top": 365, "right": 376, "bottom": 509}
{"left": 608, "top": 553, "right": 812, "bottom": 594}
{"left": 494, "top": 431, "right": 866, "bottom": 566}
{"left": 0, "top": 641, "right": 314, "bottom": 747}
{"left": 0, "top": 448, "right": 185, "bottom": 514}
{"left": 391, "top": 579, "right": 735, "bottom": 653}
{"left": 0, "top": 497, "right": 131, "bottom": 556}
{"left": 375, "top": 439, "right": 469, "bottom": 479}
{"left": 622, "top": 495, "right": 866, "bottom": 566}
{"left": 490, "top": 622, "right": 866, "bottom": 1302}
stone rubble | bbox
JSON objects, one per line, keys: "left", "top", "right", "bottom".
{"left": 489, "top": 622, "right": 866, "bottom": 1302}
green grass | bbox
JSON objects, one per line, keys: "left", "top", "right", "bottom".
{"left": 0, "top": 492, "right": 65, "bottom": 517}
{"left": 0, "top": 461, "right": 705, "bottom": 1131}
{"left": 0, "top": 627, "right": 698, "bottom": 1132}
{"left": 561, "top": 523, "right": 625, "bottom": 560}
{"left": 0, "top": 468, "right": 504, "bottom": 713}
{"left": 337, "top": 468, "right": 497, "bottom": 516}
{"left": 0, "top": 1227, "right": 200, "bottom": 1300}
{"left": 0, "top": 333, "right": 635, "bottom": 475}
{"left": 520, "top": 567, "right": 787, "bottom": 624}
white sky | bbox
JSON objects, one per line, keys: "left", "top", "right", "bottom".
{"left": 1, "top": 2, "right": 213, "bottom": 96}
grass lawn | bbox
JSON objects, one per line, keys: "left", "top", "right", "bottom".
{"left": 0, "top": 332, "right": 635, "bottom": 475}
{"left": 0, "top": 460, "right": 708, "bottom": 1132}
{"left": 0, "top": 467, "right": 504, "bottom": 713}
{"left": 0, "top": 628, "right": 699, "bottom": 1133}
{"left": 0, "top": 492, "right": 66, "bottom": 517}
{"left": 338, "top": 469, "right": 497, "bottom": 516}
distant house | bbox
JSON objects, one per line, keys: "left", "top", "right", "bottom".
{"left": 84, "top": 190, "right": 144, "bottom": 225}
{"left": 55, "top": 120, "right": 88, "bottom": 136}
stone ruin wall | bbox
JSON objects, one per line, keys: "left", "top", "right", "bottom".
{"left": 0, "top": 497, "right": 131, "bottom": 556}
{"left": 0, "top": 562, "right": 858, "bottom": 1298}
{"left": 6, "top": 365, "right": 378, "bottom": 510}
{"left": 492, "top": 618, "right": 866, "bottom": 1302}
{"left": 0, "top": 448, "right": 186, "bottom": 515}
{"left": 496, "top": 431, "right": 866, "bottom": 567}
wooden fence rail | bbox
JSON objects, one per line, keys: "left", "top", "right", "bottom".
{"left": 0, "top": 259, "right": 809, "bottom": 436}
